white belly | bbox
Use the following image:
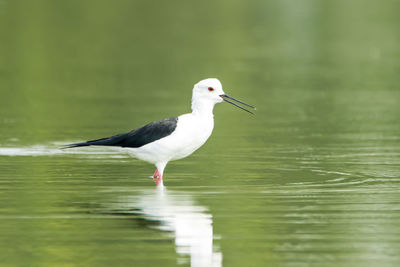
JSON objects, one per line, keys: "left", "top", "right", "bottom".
{"left": 128, "top": 113, "right": 214, "bottom": 164}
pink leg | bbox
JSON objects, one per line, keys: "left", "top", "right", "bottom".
{"left": 153, "top": 169, "right": 163, "bottom": 186}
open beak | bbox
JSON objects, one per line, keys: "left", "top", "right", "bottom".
{"left": 220, "top": 94, "right": 256, "bottom": 115}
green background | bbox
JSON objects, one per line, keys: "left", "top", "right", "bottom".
{"left": 1, "top": 0, "right": 400, "bottom": 266}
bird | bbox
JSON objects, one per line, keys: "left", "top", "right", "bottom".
{"left": 64, "top": 78, "right": 255, "bottom": 186}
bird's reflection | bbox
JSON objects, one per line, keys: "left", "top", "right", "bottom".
{"left": 110, "top": 186, "right": 222, "bottom": 267}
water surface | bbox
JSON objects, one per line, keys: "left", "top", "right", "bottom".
{"left": 1, "top": 0, "right": 400, "bottom": 266}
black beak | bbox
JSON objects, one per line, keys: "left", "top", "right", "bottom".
{"left": 220, "top": 94, "right": 256, "bottom": 115}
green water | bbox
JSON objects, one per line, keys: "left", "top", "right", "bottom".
{"left": 1, "top": 0, "right": 400, "bottom": 266}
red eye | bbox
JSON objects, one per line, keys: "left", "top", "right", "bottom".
{"left": 208, "top": 87, "right": 214, "bottom": 92}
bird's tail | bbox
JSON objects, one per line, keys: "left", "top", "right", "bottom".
{"left": 62, "top": 134, "right": 127, "bottom": 149}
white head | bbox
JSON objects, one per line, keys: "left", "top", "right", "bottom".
{"left": 191, "top": 78, "right": 255, "bottom": 115}
{"left": 192, "top": 78, "right": 225, "bottom": 105}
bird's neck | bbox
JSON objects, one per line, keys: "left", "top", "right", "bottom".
{"left": 191, "top": 99, "right": 215, "bottom": 117}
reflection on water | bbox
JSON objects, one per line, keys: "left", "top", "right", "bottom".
{"left": 107, "top": 187, "right": 222, "bottom": 267}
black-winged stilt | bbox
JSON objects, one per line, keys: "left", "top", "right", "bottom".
{"left": 65, "top": 78, "right": 255, "bottom": 186}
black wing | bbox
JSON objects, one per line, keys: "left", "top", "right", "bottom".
{"left": 65, "top": 117, "right": 178, "bottom": 149}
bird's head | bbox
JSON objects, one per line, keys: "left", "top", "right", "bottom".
{"left": 191, "top": 78, "right": 255, "bottom": 115}
{"left": 192, "top": 78, "right": 225, "bottom": 105}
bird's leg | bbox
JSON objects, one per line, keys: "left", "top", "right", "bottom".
{"left": 153, "top": 169, "right": 163, "bottom": 185}
{"left": 156, "top": 172, "right": 163, "bottom": 186}
{"left": 153, "top": 169, "right": 159, "bottom": 182}
{"left": 153, "top": 169, "right": 159, "bottom": 179}
{"left": 154, "top": 163, "right": 166, "bottom": 186}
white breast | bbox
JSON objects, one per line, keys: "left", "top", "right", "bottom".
{"left": 129, "top": 113, "right": 214, "bottom": 164}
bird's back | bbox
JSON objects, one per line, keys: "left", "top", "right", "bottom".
{"left": 121, "top": 113, "right": 213, "bottom": 164}
{"left": 65, "top": 117, "right": 178, "bottom": 149}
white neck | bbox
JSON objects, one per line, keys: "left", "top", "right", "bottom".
{"left": 191, "top": 98, "right": 215, "bottom": 117}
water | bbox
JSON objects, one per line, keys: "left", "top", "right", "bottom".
{"left": 1, "top": 0, "right": 400, "bottom": 266}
